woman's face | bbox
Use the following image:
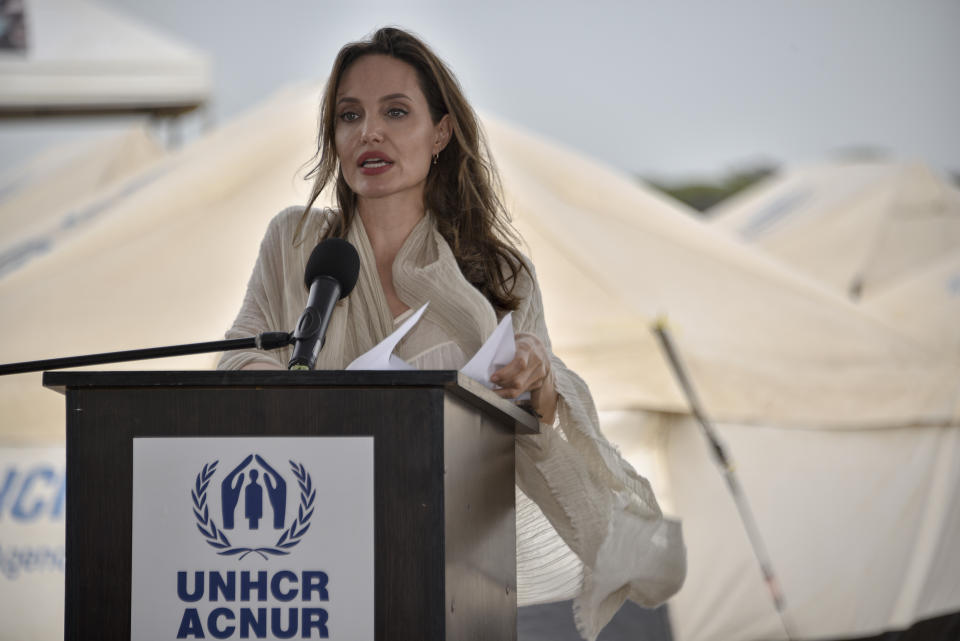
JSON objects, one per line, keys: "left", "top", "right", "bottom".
{"left": 334, "top": 54, "right": 449, "bottom": 207}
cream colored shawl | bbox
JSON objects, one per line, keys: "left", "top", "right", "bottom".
{"left": 219, "top": 207, "right": 686, "bottom": 640}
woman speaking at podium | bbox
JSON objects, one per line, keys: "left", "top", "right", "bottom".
{"left": 219, "top": 27, "right": 685, "bottom": 639}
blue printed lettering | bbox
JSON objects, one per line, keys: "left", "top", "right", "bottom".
{"left": 0, "top": 544, "right": 65, "bottom": 579}
{"left": 51, "top": 474, "right": 66, "bottom": 519}
{"left": 302, "top": 608, "right": 329, "bottom": 638}
{"left": 12, "top": 467, "right": 55, "bottom": 521}
{"left": 178, "top": 571, "right": 204, "bottom": 602}
{"left": 0, "top": 469, "right": 15, "bottom": 516}
{"left": 271, "top": 570, "right": 298, "bottom": 602}
{"left": 175, "top": 606, "right": 329, "bottom": 639}
{"left": 173, "top": 571, "right": 333, "bottom": 638}
{"left": 177, "top": 608, "right": 205, "bottom": 638}
{"left": 241, "top": 571, "right": 268, "bottom": 601}
{"left": 208, "top": 608, "right": 235, "bottom": 639}
{"left": 240, "top": 607, "right": 267, "bottom": 637}
{"left": 302, "top": 571, "right": 329, "bottom": 601}
{"left": 271, "top": 607, "right": 298, "bottom": 639}
{"left": 210, "top": 571, "right": 235, "bottom": 601}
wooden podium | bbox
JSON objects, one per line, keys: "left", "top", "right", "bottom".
{"left": 44, "top": 370, "right": 538, "bottom": 641}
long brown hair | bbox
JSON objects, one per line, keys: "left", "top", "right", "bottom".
{"left": 299, "top": 27, "right": 528, "bottom": 312}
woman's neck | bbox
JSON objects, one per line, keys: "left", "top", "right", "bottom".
{"left": 356, "top": 194, "right": 423, "bottom": 319}
{"left": 356, "top": 194, "right": 425, "bottom": 267}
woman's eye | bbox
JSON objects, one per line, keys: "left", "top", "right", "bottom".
{"left": 339, "top": 111, "right": 359, "bottom": 122}
{"left": 387, "top": 108, "right": 408, "bottom": 118}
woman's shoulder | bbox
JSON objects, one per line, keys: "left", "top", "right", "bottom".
{"left": 264, "top": 206, "right": 341, "bottom": 244}
{"left": 489, "top": 248, "right": 539, "bottom": 321}
{"left": 269, "top": 205, "right": 340, "bottom": 231}
{"left": 501, "top": 248, "right": 537, "bottom": 290}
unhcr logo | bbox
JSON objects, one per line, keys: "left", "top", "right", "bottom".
{"left": 130, "top": 439, "right": 373, "bottom": 639}
{"left": 192, "top": 455, "right": 315, "bottom": 560}
{"left": 178, "top": 454, "right": 329, "bottom": 638}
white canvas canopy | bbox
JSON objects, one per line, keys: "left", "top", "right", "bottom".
{"left": 0, "top": 0, "right": 210, "bottom": 114}
{"left": 0, "top": 85, "right": 957, "bottom": 641}
{"left": 481, "top": 127, "right": 960, "bottom": 639}
{"left": 0, "top": 122, "right": 165, "bottom": 275}
{"left": 860, "top": 249, "right": 960, "bottom": 356}
{"left": 485, "top": 124, "right": 957, "bottom": 427}
{"left": 0, "top": 84, "right": 320, "bottom": 444}
{"left": 708, "top": 161, "right": 960, "bottom": 301}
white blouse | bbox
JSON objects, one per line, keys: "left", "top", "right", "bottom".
{"left": 392, "top": 307, "right": 585, "bottom": 604}
{"left": 392, "top": 307, "right": 469, "bottom": 370}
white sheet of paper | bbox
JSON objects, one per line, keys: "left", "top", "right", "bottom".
{"left": 460, "top": 312, "right": 530, "bottom": 400}
{"left": 345, "top": 302, "right": 429, "bottom": 371}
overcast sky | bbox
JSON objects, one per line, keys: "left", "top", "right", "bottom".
{"left": 5, "top": 0, "right": 960, "bottom": 179}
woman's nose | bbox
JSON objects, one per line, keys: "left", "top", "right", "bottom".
{"left": 360, "top": 121, "right": 384, "bottom": 144}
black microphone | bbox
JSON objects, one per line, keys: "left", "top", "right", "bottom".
{"left": 288, "top": 238, "right": 360, "bottom": 370}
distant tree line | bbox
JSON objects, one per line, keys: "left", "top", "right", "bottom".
{"left": 640, "top": 164, "right": 777, "bottom": 213}
{"left": 642, "top": 161, "right": 959, "bottom": 213}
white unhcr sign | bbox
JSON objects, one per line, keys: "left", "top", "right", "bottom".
{"left": 132, "top": 437, "right": 374, "bottom": 640}
{"left": 0, "top": 446, "right": 65, "bottom": 641}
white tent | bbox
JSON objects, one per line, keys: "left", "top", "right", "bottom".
{"left": 2, "top": 90, "right": 954, "bottom": 435}
{"left": 0, "top": 85, "right": 318, "bottom": 640}
{"left": 486, "top": 123, "right": 956, "bottom": 427}
{"left": 860, "top": 250, "right": 960, "bottom": 357}
{"left": 483, "top": 123, "right": 960, "bottom": 639}
{"left": 0, "top": 0, "right": 210, "bottom": 115}
{"left": 0, "top": 85, "right": 958, "bottom": 641}
{"left": 0, "top": 122, "right": 165, "bottom": 275}
{"left": 0, "top": 84, "right": 319, "bottom": 444}
{"left": 708, "top": 161, "right": 960, "bottom": 301}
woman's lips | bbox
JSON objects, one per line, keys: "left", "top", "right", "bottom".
{"left": 357, "top": 151, "right": 395, "bottom": 175}
{"left": 359, "top": 161, "right": 394, "bottom": 175}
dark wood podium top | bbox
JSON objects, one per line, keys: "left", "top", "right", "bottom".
{"left": 44, "top": 369, "right": 540, "bottom": 434}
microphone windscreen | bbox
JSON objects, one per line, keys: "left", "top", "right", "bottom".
{"left": 303, "top": 238, "right": 360, "bottom": 299}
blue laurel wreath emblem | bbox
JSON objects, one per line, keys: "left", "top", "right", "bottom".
{"left": 191, "top": 459, "right": 315, "bottom": 560}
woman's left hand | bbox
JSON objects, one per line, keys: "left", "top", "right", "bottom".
{"left": 491, "top": 333, "right": 558, "bottom": 424}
